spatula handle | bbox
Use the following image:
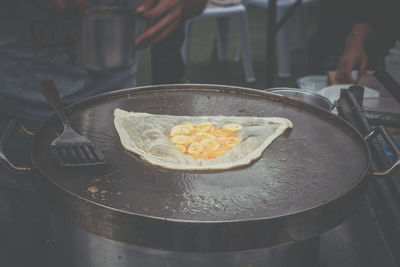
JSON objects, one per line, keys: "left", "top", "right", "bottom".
{"left": 40, "top": 80, "right": 70, "bottom": 128}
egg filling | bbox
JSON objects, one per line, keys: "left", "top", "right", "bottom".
{"left": 169, "top": 122, "right": 242, "bottom": 159}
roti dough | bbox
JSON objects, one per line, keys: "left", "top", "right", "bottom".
{"left": 114, "top": 108, "right": 292, "bottom": 170}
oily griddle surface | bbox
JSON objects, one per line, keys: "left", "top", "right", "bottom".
{"left": 33, "top": 86, "right": 369, "bottom": 222}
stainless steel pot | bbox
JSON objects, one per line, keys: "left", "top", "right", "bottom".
{"left": 78, "top": 6, "right": 136, "bottom": 71}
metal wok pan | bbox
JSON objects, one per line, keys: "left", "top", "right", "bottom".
{"left": 1, "top": 84, "right": 399, "bottom": 255}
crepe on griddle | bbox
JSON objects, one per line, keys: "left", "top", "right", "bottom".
{"left": 114, "top": 108, "right": 292, "bottom": 170}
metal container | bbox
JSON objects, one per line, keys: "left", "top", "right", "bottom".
{"left": 266, "top": 88, "right": 334, "bottom": 111}
{"left": 79, "top": 7, "right": 136, "bottom": 71}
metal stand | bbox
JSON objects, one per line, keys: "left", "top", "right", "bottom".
{"left": 50, "top": 212, "right": 320, "bottom": 267}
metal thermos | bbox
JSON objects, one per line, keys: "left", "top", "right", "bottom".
{"left": 79, "top": 7, "right": 136, "bottom": 71}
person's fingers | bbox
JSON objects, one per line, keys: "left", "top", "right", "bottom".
{"left": 135, "top": 19, "right": 179, "bottom": 49}
{"left": 134, "top": 9, "right": 179, "bottom": 48}
{"left": 337, "top": 61, "right": 354, "bottom": 84}
{"left": 344, "top": 61, "right": 356, "bottom": 84}
{"left": 336, "top": 68, "right": 343, "bottom": 83}
{"left": 336, "top": 60, "right": 346, "bottom": 83}
{"left": 137, "top": 0, "right": 157, "bottom": 14}
{"left": 142, "top": 0, "right": 178, "bottom": 19}
{"left": 358, "top": 54, "right": 368, "bottom": 80}
{"left": 135, "top": 23, "right": 159, "bottom": 48}
{"left": 148, "top": 19, "right": 179, "bottom": 47}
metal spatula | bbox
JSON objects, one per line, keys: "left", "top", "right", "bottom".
{"left": 40, "top": 80, "right": 106, "bottom": 167}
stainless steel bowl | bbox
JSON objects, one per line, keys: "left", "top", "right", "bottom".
{"left": 266, "top": 88, "right": 334, "bottom": 111}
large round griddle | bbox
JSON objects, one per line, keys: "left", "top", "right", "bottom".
{"left": 32, "top": 84, "right": 370, "bottom": 252}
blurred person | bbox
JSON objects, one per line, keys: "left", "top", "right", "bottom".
{"left": 308, "top": 0, "right": 399, "bottom": 83}
{"left": 336, "top": 0, "right": 400, "bottom": 83}
{"left": 308, "top": 0, "right": 361, "bottom": 75}
{"left": 0, "top": 0, "right": 206, "bottom": 266}
{"left": 136, "top": 0, "right": 208, "bottom": 84}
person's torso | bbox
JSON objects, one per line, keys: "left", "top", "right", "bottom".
{"left": 0, "top": 0, "right": 140, "bottom": 122}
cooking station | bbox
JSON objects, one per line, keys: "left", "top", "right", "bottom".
{"left": 2, "top": 80, "right": 400, "bottom": 267}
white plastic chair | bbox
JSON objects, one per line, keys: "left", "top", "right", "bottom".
{"left": 245, "top": 0, "right": 318, "bottom": 77}
{"left": 181, "top": 4, "right": 256, "bottom": 83}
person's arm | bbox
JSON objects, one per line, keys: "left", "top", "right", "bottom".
{"left": 335, "top": 0, "right": 385, "bottom": 83}
{"left": 336, "top": 23, "right": 370, "bottom": 83}
{"left": 134, "top": 0, "right": 207, "bottom": 49}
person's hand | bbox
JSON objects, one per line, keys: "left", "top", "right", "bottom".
{"left": 336, "top": 37, "right": 367, "bottom": 83}
{"left": 34, "top": 0, "right": 88, "bottom": 15}
{"left": 336, "top": 23, "right": 370, "bottom": 84}
{"left": 135, "top": 0, "right": 207, "bottom": 49}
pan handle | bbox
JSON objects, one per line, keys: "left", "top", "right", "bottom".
{"left": 365, "top": 126, "right": 400, "bottom": 177}
{"left": 0, "top": 114, "right": 32, "bottom": 174}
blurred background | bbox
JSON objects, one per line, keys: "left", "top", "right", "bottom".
{"left": 136, "top": 4, "right": 318, "bottom": 89}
